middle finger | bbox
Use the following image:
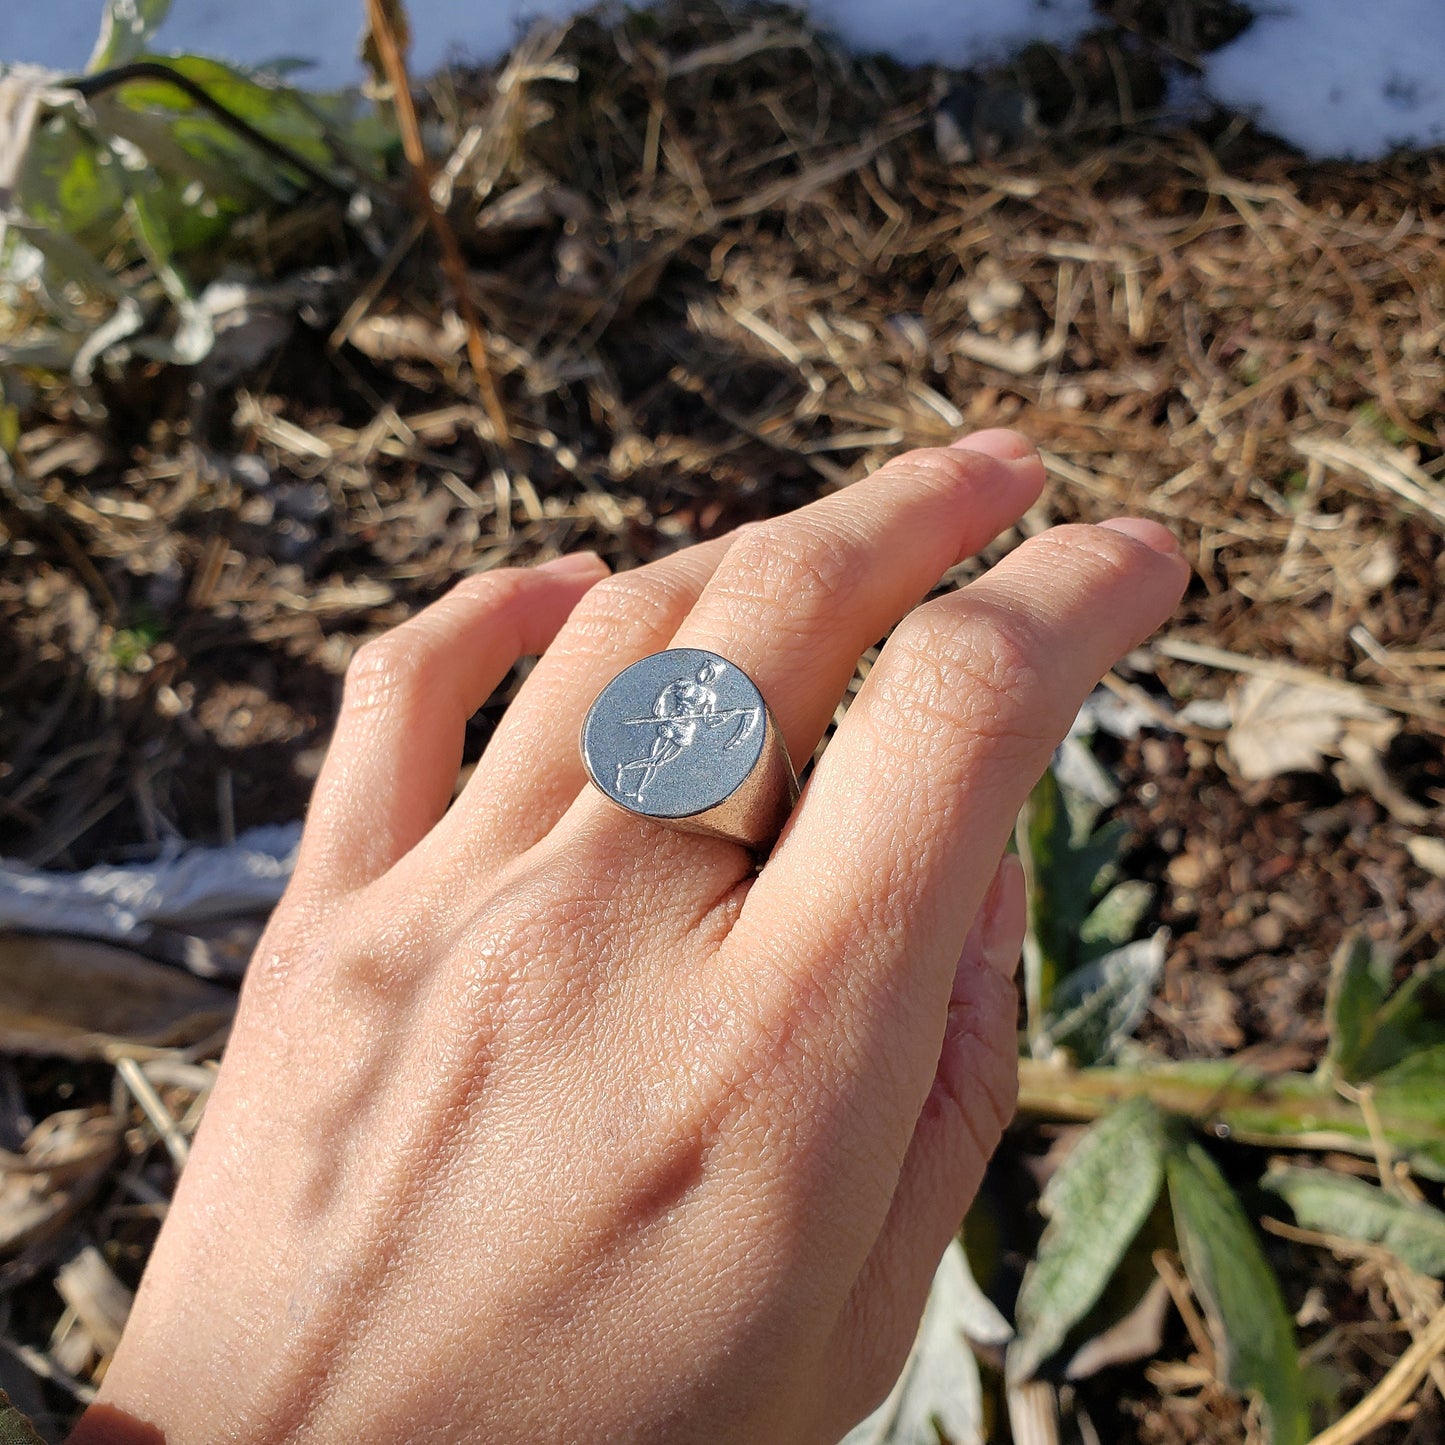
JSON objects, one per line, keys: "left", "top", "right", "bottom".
{"left": 553, "top": 429, "right": 1044, "bottom": 871}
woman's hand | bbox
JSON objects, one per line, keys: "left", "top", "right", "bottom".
{"left": 73, "top": 430, "right": 1187, "bottom": 1444}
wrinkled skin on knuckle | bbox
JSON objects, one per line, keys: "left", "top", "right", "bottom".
{"left": 707, "top": 520, "right": 864, "bottom": 635}
{"left": 242, "top": 897, "right": 417, "bottom": 1042}
{"left": 1006, "top": 522, "right": 1155, "bottom": 620}
{"left": 449, "top": 569, "right": 516, "bottom": 606}
{"left": 233, "top": 902, "right": 330, "bottom": 1024}
{"left": 879, "top": 603, "right": 1060, "bottom": 761}
{"left": 563, "top": 566, "right": 693, "bottom": 645}
{"left": 342, "top": 631, "right": 431, "bottom": 716}
{"left": 1026, "top": 519, "right": 1141, "bottom": 575}
{"left": 450, "top": 569, "right": 532, "bottom": 642}
{"left": 870, "top": 442, "right": 1001, "bottom": 497}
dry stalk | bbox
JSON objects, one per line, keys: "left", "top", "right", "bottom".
{"left": 114, "top": 1057, "right": 189, "bottom": 1170}
{"left": 1155, "top": 638, "right": 1445, "bottom": 731}
{"left": 364, "top": 0, "right": 511, "bottom": 446}
{"left": 1307, "top": 1304, "right": 1445, "bottom": 1445}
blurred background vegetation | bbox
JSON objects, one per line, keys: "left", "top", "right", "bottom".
{"left": 1, "top": 1, "right": 1443, "bottom": 1440}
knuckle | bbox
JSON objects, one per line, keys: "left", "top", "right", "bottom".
{"left": 343, "top": 569, "right": 535, "bottom": 712}
{"left": 566, "top": 566, "right": 689, "bottom": 640}
{"left": 343, "top": 630, "right": 431, "bottom": 713}
{"left": 707, "top": 520, "right": 857, "bottom": 627}
{"left": 1023, "top": 522, "right": 1139, "bottom": 581}
{"left": 238, "top": 900, "right": 337, "bottom": 1014}
{"left": 448, "top": 567, "right": 525, "bottom": 609}
{"left": 871, "top": 443, "right": 1000, "bottom": 493}
{"left": 445, "top": 569, "right": 536, "bottom": 655}
{"left": 880, "top": 603, "right": 1054, "bottom": 753}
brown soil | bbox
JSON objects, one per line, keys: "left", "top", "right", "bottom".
{"left": 2, "top": 2, "right": 1443, "bottom": 1438}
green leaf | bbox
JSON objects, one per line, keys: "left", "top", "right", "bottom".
{"left": 1080, "top": 879, "right": 1155, "bottom": 956}
{"left": 123, "top": 188, "right": 183, "bottom": 299}
{"left": 87, "top": 0, "right": 174, "bottom": 73}
{"left": 1009, "top": 1097, "right": 1167, "bottom": 1383}
{"left": 13, "top": 110, "right": 127, "bottom": 243}
{"left": 116, "top": 54, "right": 388, "bottom": 187}
{"left": 1323, "top": 934, "right": 1445, "bottom": 1085}
{"left": 1360, "top": 956, "right": 1445, "bottom": 1080}
{"left": 841, "top": 1239, "right": 988, "bottom": 1445}
{"left": 1264, "top": 1164, "right": 1445, "bottom": 1277}
{"left": 1321, "top": 931, "right": 1394, "bottom": 1083}
{"left": 1365, "top": 1044, "right": 1445, "bottom": 1179}
{"left": 1019, "top": 767, "right": 1130, "bottom": 1042}
{"left": 1041, "top": 932, "right": 1166, "bottom": 1066}
{"left": 1167, "top": 1137, "right": 1307, "bottom": 1445}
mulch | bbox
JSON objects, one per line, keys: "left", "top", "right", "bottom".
{"left": 1, "top": 1, "right": 1442, "bottom": 1437}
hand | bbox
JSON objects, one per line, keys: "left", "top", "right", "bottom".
{"left": 72, "top": 430, "right": 1187, "bottom": 1444}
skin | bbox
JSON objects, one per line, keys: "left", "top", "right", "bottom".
{"left": 70, "top": 429, "right": 1188, "bottom": 1444}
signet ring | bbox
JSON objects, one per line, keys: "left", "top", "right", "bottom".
{"left": 581, "top": 648, "right": 799, "bottom": 856}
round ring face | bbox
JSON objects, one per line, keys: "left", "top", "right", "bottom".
{"left": 582, "top": 648, "right": 768, "bottom": 820}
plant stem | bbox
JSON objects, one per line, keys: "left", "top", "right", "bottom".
{"left": 1017, "top": 1058, "right": 1445, "bottom": 1178}
{"left": 364, "top": 0, "right": 512, "bottom": 447}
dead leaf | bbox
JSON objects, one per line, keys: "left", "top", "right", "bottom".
{"left": 1067, "top": 1275, "right": 1172, "bottom": 1379}
{"left": 0, "top": 1109, "right": 121, "bottom": 1256}
{"left": 1224, "top": 676, "right": 1390, "bottom": 782}
{"left": 1335, "top": 724, "right": 1430, "bottom": 827}
{"left": 0, "top": 935, "right": 234, "bottom": 1060}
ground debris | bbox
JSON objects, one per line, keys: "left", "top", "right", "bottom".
{"left": 1, "top": 3, "right": 1444, "bottom": 1438}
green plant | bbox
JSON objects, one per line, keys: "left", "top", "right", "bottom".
{"left": 1018, "top": 762, "right": 1163, "bottom": 1064}
{"left": 1, "top": 0, "right": 395, "bottom": 377}
{"left": 882, "top": 747, "right": 1445, "bottom": 1443}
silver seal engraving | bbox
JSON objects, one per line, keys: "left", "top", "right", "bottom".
{"left": 614, "top": 658, "right": 762, "bottom": 805}
{"left": 581, "top": 648, "right": 795, "bottom": 850}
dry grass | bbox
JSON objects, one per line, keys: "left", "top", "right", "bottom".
{"left": 0, "top": 2, "right": 1443, "bottom": 1437}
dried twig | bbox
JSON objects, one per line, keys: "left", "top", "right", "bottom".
{"left": 1307, "top": 1304, "right": 1445, "bottom": 1445}
{"left": 364, "top": 0, "right": 511, "bottom": 446}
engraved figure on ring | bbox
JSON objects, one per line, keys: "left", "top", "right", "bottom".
{"left": 614, "top": 659, "right": 761, "bottom": 805}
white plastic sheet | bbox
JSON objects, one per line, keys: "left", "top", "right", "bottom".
{"left": 0, "top": 824, "right": 299, "bottom": 940}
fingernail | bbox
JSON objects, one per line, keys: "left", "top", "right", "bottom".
{"left": 1098, "top": 517, "right": 1182, "bottom": 556}
{"left": 980, "top": 854, "right": 1027, "bottom": 977}
{"left": 950, "top": 427, "right": 1038, "bottom": 465}
{"left": 950, "top": 427, "right": 1035, "bottom": 461}
{"left": 537, "top": 551, "right": 607, "bottom": 576}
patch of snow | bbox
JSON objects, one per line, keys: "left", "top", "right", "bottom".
{"left": 812, "top": 0, "right": 1094, "bottom": 67}
{"left": 4, "top": 0, "right": 1445, "bottom": 159}
{"left": 1206, "top": 0, "right": 1445, "bottom": 160}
